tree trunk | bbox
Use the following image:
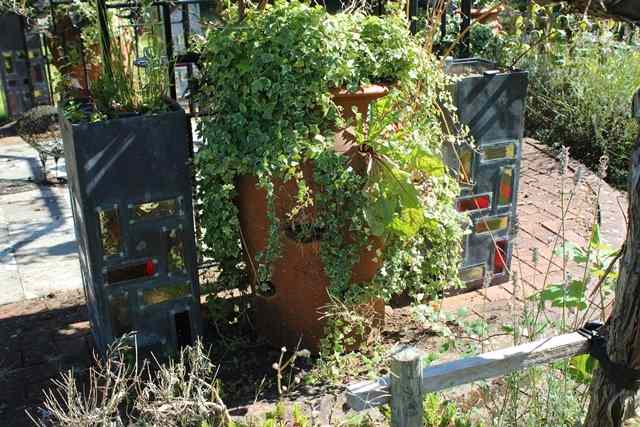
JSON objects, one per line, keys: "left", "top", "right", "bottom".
{"left": 584, "top": 115, "right": 640, "bottom": 426}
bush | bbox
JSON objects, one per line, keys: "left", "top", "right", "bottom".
{"left": 523, "top": 40, "right": 640, "bottom": 188}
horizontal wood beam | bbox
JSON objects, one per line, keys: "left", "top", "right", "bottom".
{"left": 346, "top": 332, "right": 590, "bottom": 411}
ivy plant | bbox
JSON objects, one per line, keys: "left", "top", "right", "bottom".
{"left": 195, "top": 1, "right": 465, "bottom": 352}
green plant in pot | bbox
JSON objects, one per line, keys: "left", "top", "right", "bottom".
{"left": 60, "top": 1, "right": 203, "bottom": 355}
{"left": 196, "top": 1, "right": 465, "bottom": 355}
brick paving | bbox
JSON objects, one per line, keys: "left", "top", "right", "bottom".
{"left": 443, "top": 139, "right": 627, "bottom": 312}
{"left": 0, "top": 138, "right": 628, "bottom": 425}
{"left": 0, "top": 290, "right": 90, "bottom": 426}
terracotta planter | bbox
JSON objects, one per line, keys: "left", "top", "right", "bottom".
{"left": 470, "top": 5, "right": 504, "bottom": 22}
{"left": 47, "top": 15, "right": 101, "bottom": 94}
{"left": 237, "top": 85, "right": 389, "bottom": 353}
{"left": 470, "top": 6, "right": 504, "bottom": 34}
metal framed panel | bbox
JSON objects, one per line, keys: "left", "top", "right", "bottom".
{"left": 0, "top": 14, "right": 51, "bottom": 117}
{"left": 445, "top": 58, "right": 528, "bottom": 287}
{"left": 62, "top": 107, "right": 202, "bottom": 356}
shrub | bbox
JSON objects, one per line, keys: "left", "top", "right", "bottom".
{"left": 521, "top": 38, "right": 640, "bottom": 188}
{"left": 34, "top": 335, "right": 230, "bottom": 426}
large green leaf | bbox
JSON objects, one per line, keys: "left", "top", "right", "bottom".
{"left": 364, "top": 160, "right": 425, "bottom": 239}
{"left": 567, "top": 354, "right": 597, "bottom": 384}
{"left": 414, "top": 149, "right": 445, "bottom": 177}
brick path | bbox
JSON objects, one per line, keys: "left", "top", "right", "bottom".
{"left": 0, "top": 290, "right": 90, "bottom": 426}
{"left": 0, "top": 138, "right": 628, "bottom": 425}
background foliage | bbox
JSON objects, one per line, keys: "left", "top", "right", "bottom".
{"left": 470, "top": 1, "right": 640, "bottom": 189}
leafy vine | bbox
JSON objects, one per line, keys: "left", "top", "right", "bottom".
{"left": 195, "top": 1, "right": 466, "bottom": 353}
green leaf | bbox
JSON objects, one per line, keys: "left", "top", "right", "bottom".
{"left": 501, "top": 324, "right": 514, "bottom": 334}
{"left": 591, "top": 223, "right": 601, "bottom": 246}
{"left": 414, "top": 151, "right": 445, "bottom": 176}
{"left": 538, "top": 280, "right": 587, "bottom": 309}
{"left": 567, "top": 354, "right": 596, "bottom": 384}
{"left": 388, "top": 207, "right": 424, "bottom": 238}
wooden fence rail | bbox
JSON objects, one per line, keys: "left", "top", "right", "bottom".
{"left": 345, "top": 332, "right": 591, "bottom": 426}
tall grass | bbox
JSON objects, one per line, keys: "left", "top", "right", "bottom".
{"left": 524, "top": 40, "right": 640, "bottom": 188}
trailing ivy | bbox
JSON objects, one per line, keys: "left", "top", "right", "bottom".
{"left": 195, "top": 1, "right": 465, "bottom": 352}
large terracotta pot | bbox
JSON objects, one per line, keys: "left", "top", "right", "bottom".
{"left": 47, "top": 15, "right": 101, "bottom": 94}
{"left": 237, "top": 85, "right": 389, "bottom": 353}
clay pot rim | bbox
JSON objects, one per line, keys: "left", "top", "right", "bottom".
{"left": 329, "top": 84, "right": 390, "bottom": 101}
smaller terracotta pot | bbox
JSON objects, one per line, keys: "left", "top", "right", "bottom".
{"left": 470, "top": 5, "right": 504, "bottom": 22}
{"left": 330, "top": 84, "right": 389, "bottom": 120}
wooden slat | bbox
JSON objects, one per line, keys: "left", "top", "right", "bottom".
{"left": 346, "top": 332, "right": 590, "bottom": 411}
{"left": 347, "top": 376, "right": 391, "bottom": 411}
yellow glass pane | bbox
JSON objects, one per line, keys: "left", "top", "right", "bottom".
{"left": 460, "top": 264, "right": 485, "bottom": 282}
{"left": 3, "top": 53, "right": 13, "bottom": 73}
{"left": 133, "top": 198, "right": 177, "bottom": 220}
{"left": 459, "top": 148, "right": 473, "bottom": 183}
{"left": 483, "top": 144, "right": 516, "bottom": 161}
{"left": 98, "top": 208, "right": 121, "bottom": 257}
{"left": 498, "top": 167, "right": 514, "bottom": 205}
{"left": 168, "top": 229, "right": 186, "bottom": 274}
{"left": 475, "top": 216, "right": 509, "bottom": 234}
{"left": 143, "top": 283, "right": 191, "bottom": 306}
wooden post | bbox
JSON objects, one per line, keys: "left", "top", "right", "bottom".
{"left": 390, "top": 347, "right": 423, "bottom": 427}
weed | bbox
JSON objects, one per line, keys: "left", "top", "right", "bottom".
{"left": 32, "top": 334, "right": 230, "bottom": 426}
{"left": 271, "top": 345, "right": 311, "bottom": 396}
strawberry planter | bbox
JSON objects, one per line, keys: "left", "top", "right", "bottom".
{"left": 237, "top": 86, "right": 388, "bottom": 352}
{"left": 196, "top": 1, "right": 464, "bottom": 355}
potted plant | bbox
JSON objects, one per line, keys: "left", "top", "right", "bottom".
{"left": 60, "top": 3, "right": 202, "bottom": 355}
{"left": 196, "top": 1, "right": 465, "bottom": 354}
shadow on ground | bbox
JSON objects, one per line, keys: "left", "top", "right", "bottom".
{"left": 0, "top": 291, "right": 91, "bottom": 426}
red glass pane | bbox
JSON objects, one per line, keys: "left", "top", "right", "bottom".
{"left": 500, "top": 184, "right": 512, "bottom": 204}
{"left": 456, "top": 194, "right": 490, "bottom": 212}
{"left": 494, "top": 240, "right": 508, "bottom": 274}
{"left": 145, "top": 259, "right": 156, "bottom": 276}
{"left": 499, "top": 167, "right": 514, "bottom": 205}
{"left": 106, "top": 260, "right": 151, "bottom": 284}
